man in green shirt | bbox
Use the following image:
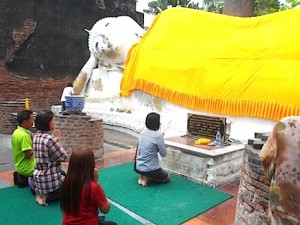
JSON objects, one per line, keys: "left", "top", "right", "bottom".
{"left": 11, "top": 110, "right": 36, "bottom": 188}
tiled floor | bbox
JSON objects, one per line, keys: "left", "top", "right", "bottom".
{"left": 0, "top": 148, "right": 239, "bottom": 225}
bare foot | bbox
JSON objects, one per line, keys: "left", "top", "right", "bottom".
{"left": 141, "top": 176, "right": 148, "bottom": 187}
{"left": 138, "top": 176, "right": 143, "bottom": 185}
{"left": 35, "top": 189, "right": 42, "bottom": 203}
{"left": 40, "top": 194, "right": 48, "bottom": 206}
{"left": 35, "top": 189, "right": 48, "bottom": 206}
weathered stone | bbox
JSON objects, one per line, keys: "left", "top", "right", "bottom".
{"left": 248, "top": 138, "right": 260, "bottom": 145}
{"left": 161, "top": 139, "right": 244, "bottom": 188}
{"left": 243, "top": 201, "right": 254, "bottom": 213}
{"left": 253, "top": 141, "right": 265, "bottom": 149}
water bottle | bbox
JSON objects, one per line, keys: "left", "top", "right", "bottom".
{"left": 216, "top": 131, "right": 221, "bottom": 147}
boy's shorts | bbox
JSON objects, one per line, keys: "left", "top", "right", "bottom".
{"left": 13, "top": 171, "right": 28, "bottom": 188}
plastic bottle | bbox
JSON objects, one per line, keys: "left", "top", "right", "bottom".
{"left": 215, "top": 131, "right": 221, "bottom": 147}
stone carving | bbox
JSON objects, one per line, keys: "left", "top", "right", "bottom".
{"left": 73, "top": 16, "right": 145, "bottom": 95}
{"left": 259, "top": 116, "right": 300, "bottom": 225}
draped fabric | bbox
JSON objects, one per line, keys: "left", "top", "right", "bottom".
{"left": 120, "top": 7, "right": 300, "bottom": 121}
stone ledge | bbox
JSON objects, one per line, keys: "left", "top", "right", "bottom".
{"left": 161, "top": 141, "right": 245, "bottom": 188}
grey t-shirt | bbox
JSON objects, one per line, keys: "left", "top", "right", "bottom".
{"left": 136, "top": 128, "right": 166, "bottom": 172}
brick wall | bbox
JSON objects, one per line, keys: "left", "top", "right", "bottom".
{"left": 234, "top": 142, "right": 269, "bottom": 225}
{"left": 0, "top": 102, "right": 27, "bottom": 134}
{"left": 55, "top": 114, "right": 104, "bottom": 159}
{"left": 0, "top": 61, "right": 73, "bottom": 111}
{"left": 0, "top": 60, "right": 74, "bottom": 133}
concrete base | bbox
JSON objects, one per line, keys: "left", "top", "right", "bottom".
{"left": 162, "top": 136, "right": 245, "bottom": 188}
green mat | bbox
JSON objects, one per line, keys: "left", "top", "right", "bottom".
{"left": 0, "top": 186, "right": 141, "bottom": 225}
{"left": 100, "top": 162, "right": 232, "bottom": 225}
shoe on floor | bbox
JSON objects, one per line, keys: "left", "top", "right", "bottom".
{"left": 13, "top": 171, "right": 18, "bottom": 185}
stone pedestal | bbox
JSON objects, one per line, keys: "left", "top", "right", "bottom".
{"left": 161, "top": 136, "right": 245, "bottom": 188}
{"left": 54, "top": 114, "right": 104, "bottom": 160}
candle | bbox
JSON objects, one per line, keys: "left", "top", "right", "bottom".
{"left": 25, "top": 98, "right": 29, "bottom": 110}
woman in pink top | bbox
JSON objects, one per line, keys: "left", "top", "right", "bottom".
{"left": 60, "top": 147, "right": 117, "bottom": 225}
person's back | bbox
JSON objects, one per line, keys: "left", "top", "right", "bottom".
{"left": 33, "top": 110, "right": 67, "bottom": 205}
{"left": 11, "top": 110, "right": 36, "bottom": 188}
{"left": 61, "top": 147, "right": 117, "bottom": 225}
{"left": 134, "top": 112, "right": 170, "bottom": 187}
{"left": 61, "top": 83, "right": 74, "bottom": 111}
{"left": 63, "top": 181, "right": 108, "bottom": 225}
{"left": 61, "top": 86, "right": 73, "bottom": 101}
{"left": 136, "top": 128, "right": 166, "bottom": 172}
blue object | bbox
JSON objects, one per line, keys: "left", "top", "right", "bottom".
{"left": 65, "top": 96, "right": 85, "bottom": 113}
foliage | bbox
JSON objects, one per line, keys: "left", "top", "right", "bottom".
{"left": 202, "top": 0, "right": 223, "bottom": 13}
{"left": 202, "top": 0, "right": 300, "bottom": 15}
{"left": 203, "top": 0, "right": 282, "bottom": 15}
{"left": 143, "top": 0, "right": 201, "bottom": 15}
{"left": 254, "top": 0, "right": 280, "bottom": 15}
{"left": 282, "top": 0, "right": 300, "bottom": 8}
{"left": 144, "top": 0, "right": 300, "bottom": 16}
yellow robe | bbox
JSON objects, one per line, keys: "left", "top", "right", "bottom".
{"left": 121, "top": 7, "right": 300, "bottom": 121}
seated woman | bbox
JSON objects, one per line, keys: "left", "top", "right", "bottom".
{"left": 61, "top": 147, "right": 117, "bottom": 225}
{"left": 134, "top": 112, "right": 170, "bottom": 187}
{"left": 32, "top": 110, "right": 67, "bottom": 205}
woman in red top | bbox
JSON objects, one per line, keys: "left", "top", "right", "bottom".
{"left": 60, "top": 147, "right": 117, "bottom": 225}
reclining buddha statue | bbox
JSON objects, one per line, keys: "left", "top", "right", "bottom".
{"left": 73, "top": 16, "right": 145, "bottom": 96}
{"left": 73, "top": 7, "right": 300, "bottom": 141}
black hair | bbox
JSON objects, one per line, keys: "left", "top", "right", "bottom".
{"left": 17, "top": 110, "right": 33, "bottom": 125}
{"left": 66, "top": 83, "right": 73, "bottom": 87}
{"left": 145, "top": 112, "right": 160, "bottom": 131}
{"left": 35, "top": 111, "right": 54, "bottom": 131}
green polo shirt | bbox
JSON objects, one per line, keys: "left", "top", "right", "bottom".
{"left": 11, "top": 126, "right": 36, "bottom": 176}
